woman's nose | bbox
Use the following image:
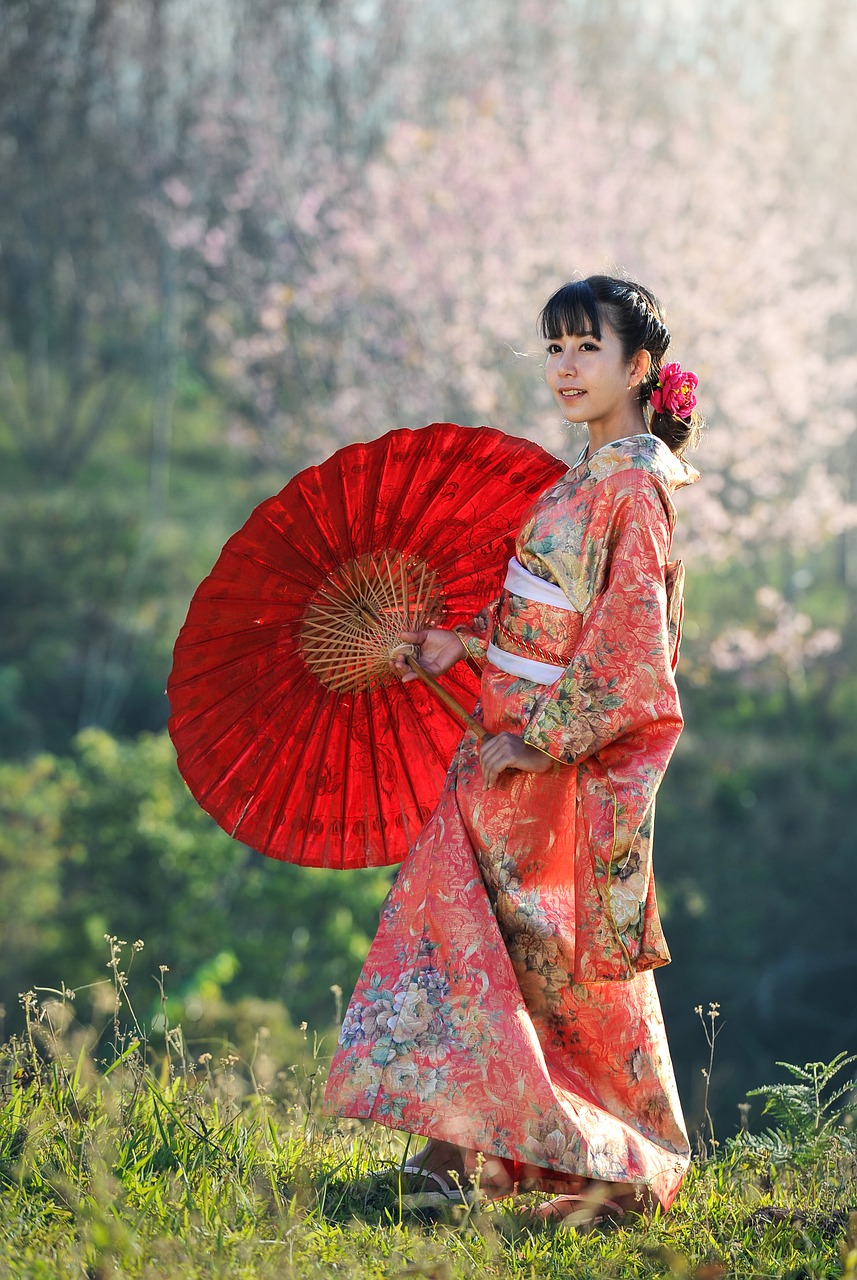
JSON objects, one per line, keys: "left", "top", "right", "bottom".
{"left": 558, "top": 349, "right": 577, "bottom": 374}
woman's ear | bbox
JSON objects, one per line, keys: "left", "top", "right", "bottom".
{"left": 629, "top": 348, "right": 652, "bottom": 389}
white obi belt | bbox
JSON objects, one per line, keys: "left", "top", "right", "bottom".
{"left": 486, "top": 557, "right": 576, "bottom": 686}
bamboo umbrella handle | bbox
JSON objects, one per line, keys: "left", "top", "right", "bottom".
{"left": 404, "top": 654, "right": 487, "bottom": 740}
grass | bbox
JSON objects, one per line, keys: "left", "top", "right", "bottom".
{"left": 2, "top": 957, "right": 856, "bottom": 1279}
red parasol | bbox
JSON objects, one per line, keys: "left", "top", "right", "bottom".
{"left": 167, "top": 422, "right": 566, "bottom": 869}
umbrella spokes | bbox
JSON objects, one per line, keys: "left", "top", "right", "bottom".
{"left": 301, "top": 549, "right": 444, "bottom": 693}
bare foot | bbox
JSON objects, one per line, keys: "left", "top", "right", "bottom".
{"left": 403, "top": 1139, "right": 468, "bottom": 1179}
{"left": 402, "top": 1142, "right": 517, "bottom": 1196}
{"left": 535, "top": 1180, "right": 652, "bottom": 1226}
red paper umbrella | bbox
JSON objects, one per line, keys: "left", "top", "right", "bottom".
{"left": 167, "top": 422, "right": 566, "bottom": 869}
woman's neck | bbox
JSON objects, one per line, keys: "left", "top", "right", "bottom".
{"left": 585, "top": 411, "right": 649, "bottom": 455}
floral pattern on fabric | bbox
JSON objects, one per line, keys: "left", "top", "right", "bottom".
{"left": 453, "top": 603, "right": 497, "bottom": 667}
{"left": 325, "top": 434, "right": 697, "bottom": 1209}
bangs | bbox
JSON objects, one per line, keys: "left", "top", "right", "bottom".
{"left": 539, "top": 281, "right": 604, "bottom": 341}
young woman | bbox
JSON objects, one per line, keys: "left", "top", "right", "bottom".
{"left": 324, "top": 275, "right": 700, "bottom": 1223}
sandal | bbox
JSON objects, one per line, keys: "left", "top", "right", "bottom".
{"left": 398, "top": 1163, "right": 476, "bottom": 1208}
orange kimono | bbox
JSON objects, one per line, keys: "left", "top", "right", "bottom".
{"left": 325, "top": 434, "right": 698, "bottom": 1208}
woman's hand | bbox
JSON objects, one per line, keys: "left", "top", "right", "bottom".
{"left": 479, "top": 732, "right": 555, "bottom": 788}
{"left": 390, "top": 628, "right": 465, "bottom": 682}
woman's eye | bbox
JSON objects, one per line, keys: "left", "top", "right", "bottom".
{"left": 580, "top": 342, "right": 598, "bottom": 352}
{"left": 546, "top": 343, "right": 562, "bottom": 355}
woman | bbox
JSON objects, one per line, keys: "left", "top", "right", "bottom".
{"left": 324, "top": 275, "right": 700, "bottom": 1222}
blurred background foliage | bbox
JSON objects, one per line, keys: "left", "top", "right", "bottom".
{"left": 1, "top": 0, "right": 856, "bottom": 1136}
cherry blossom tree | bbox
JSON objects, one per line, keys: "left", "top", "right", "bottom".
{"left": 4, "top": 0, "right": 857, "bottom": 700}
{"left": 174, "top": 76, "right": 857, "bottom": 568}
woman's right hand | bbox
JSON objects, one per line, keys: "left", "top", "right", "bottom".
{"left": 391, "top": 629, "right": 465, "bottom": 682}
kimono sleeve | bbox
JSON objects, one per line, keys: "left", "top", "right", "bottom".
{"left": 522, "top": 473, "right": 682, "bottom": 765}
{"left": 452, "top": 599, "right": 500, "bottom": 668}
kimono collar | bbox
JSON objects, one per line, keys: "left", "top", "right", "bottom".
{"left": 579, "top": 433, "right": 699, "bottom": 494}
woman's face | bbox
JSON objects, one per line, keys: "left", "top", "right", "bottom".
{"left": 544, "top": 321, "right": 646, "bottom": 426}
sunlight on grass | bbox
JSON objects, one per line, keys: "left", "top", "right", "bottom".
{"left": 1, "top": 950, "right": 855, "bottom": 1279}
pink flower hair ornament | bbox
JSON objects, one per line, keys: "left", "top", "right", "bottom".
{"left": 649, "top": 361, "right": 699, "bottom": 419}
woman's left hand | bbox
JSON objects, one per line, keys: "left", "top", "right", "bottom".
{"left": 479, "top": 732, "right": 556, "bottom": 788}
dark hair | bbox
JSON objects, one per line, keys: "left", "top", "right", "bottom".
{"left": 538, "top": 275, "right": 701, "bottom": 456}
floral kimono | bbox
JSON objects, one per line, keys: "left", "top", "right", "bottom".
{"left": 324, "top": 433, "right": 698, "bottom": 1209}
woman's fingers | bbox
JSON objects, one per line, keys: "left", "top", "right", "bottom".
{"left": 395, "top": 631, "right": 427, "bottom": 681}
{"left": 392, "top": 628, "right": 465, "bottom": 680}
{"left": 479, "top": 733, "right": 554, "bottom": 786}
{"left": 389, "top": 630, "right": 427, "bottom": 680}
{"left": 479, "top": 733, "right": 511, "bottom": 787}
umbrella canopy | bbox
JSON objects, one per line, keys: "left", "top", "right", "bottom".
{"left": 167, "top": 422, "right": 566, "bottom": 868}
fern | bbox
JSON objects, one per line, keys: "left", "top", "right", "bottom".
{"left": 746, "top": 1052, "right": 857, "bottom": 1146}
{"left": 733, "top": 1127, "right": 797, "bottom": 1167}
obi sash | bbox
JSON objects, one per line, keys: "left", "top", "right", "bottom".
{"left": 486, "top": 556, "right": 577, "bottom": 685}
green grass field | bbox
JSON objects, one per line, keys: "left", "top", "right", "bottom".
{"left": 2, "top": 973, "right": 856, "bottom": 1280}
